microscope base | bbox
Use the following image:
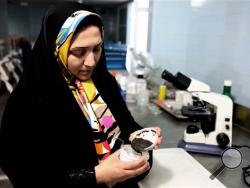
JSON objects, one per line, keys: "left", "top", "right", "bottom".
{"left": 178, "top": 139, "right": 226, "bottom": 156}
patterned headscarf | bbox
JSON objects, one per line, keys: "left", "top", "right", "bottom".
{"left": 54, "top": 10, "right": 121, "bottom": 160}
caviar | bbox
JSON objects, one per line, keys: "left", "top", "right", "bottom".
{"left": 131, "top": 138, "right": 153, "bottom": 152}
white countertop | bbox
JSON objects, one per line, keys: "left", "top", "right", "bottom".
{"left": 139, "top": 148, "right": 225, "bottom": 188}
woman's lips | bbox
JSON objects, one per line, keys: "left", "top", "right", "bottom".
{"left": 79, "top": 69, "right": 93, "bottom": 76}
{"left": 80, "top": 70, "right": 91, "bottom": 74}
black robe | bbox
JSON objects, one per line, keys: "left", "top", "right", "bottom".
{"left": 0, "top": 2, "right": 152, "bottom": 187}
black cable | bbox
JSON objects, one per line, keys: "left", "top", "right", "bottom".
{"left": 242, "top": 165, "right": 250, "bottom": 187}
{"left": 232, "top": 144, "right": 250, "bottom": 149}
{"left": 232, "top": 144, "right": 250, "bottom": 187}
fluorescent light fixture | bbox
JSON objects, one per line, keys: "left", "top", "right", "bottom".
{"left": 191, "top": 0, "right": 207, "bottom": 7}
{"left": 20, "top": 2, "right": 29, "bottom": 6}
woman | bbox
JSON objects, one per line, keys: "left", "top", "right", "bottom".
{"left": 0, "top": 2, "right": 162, "bottom": 187}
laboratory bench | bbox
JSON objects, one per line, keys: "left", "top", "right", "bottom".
{"left": 127, "top": 102, "right": 250, "bottom": 188}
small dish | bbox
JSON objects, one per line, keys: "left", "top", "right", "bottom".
{"left": 131, "top": 128, "right": 158, "bottom": 152}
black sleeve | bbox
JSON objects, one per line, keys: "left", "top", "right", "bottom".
{"left": 68, "top": 168, "right": 98, "bottom": 187}
{"left": 0, "top": 91, "right": 100, "bottom": 187}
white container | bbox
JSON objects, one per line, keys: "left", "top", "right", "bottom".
{"left": 136, "top": 77, "right": 147, "bottom": 94}
{"left": 119, "top": 144, "right": 149, "bottom": 161}
{"left": 137, "top": 89, "right": 150, "bottom": 106}
{"left": 126, "top": 75, "right": 137, "bottom": 103}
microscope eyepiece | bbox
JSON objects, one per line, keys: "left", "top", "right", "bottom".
{"left": 161, "top": 69, "right": 191, "bottom": 90}
{"left": 161, "top": 70, "right": 175, "bottom": 82}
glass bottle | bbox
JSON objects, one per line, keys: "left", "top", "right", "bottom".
{"left": 126, "top": 75, "right": 137, "bottom": 103}
{"left": 223, "top": 80, "right": 234, "bottom": 101}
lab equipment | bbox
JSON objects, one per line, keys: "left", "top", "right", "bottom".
{"left": 210, "top": 148, "right": 242, "bottom": 180}
{"left": 126, "top": 48, "right": 163, "bottom": 91}
{"left": 161, "top": 69, "right": 233, "bottom": 155}
{"left": 161, "top": 69, "right": 210, "bottom": 92}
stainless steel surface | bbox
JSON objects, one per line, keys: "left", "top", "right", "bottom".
{"left": 127, "top": 102, "right": 250, "bottom": 188}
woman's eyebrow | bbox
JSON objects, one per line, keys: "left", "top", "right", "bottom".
{"left": 70, "top": 42, "right": 103, "bottom": 51}
{"left": 69, "top": 46, "right": 88, "bottom": 51}
{"left": 95, "top": 41, "right": 103, "bottom": 47}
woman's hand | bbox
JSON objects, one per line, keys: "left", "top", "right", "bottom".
{"left": 95, "top": 149, "right": 150, "bottom": 185}
{"left": 129, "top": 127, "right": 163, "bottom": 149}
{"left": 152, "top": 127, "right": 163, "bottom": 149}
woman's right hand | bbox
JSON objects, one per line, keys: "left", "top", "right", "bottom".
{"left": 95, "top": 149, "right": 150, "bottom": 185}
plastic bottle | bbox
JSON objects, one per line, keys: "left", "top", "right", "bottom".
{"left": 136, "top": 75, "right": 149, "bottom": 106}
{"left": 158, "top": 85, "right": 167, "bottom": 100}
{"left": 136, "top": 75, "right": 147, "bottom": 94}
{"left": 126, "top": 75, "right": 137, "bottom": 103}
{"left": 223, "top": 80, "right": 234, "bottom": 101}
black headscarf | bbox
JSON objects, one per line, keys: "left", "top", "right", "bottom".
{"left": 0, "top": 2, "right": 109, "bottom": 187}
{"left": 19, "top": 2, "right": 107, "bottom": 95}
{"left": 0, "top": 2, "right": 150, "bottom": 187}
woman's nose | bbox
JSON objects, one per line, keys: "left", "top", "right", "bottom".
{"left": 84, "top": 51, "right": 96, "bottom": 67}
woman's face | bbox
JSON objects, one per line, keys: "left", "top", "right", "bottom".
{"left": 67, "top": 25, "right": 103, "bottom": 81}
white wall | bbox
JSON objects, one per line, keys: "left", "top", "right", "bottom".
{"left": 149, "top": 0, "right": 250, "bottom": 107}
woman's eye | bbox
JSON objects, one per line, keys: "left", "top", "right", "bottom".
{"left": 93, "top": 43, "right": 103, "bottom": 53}
{"left": 70, "top": 49, "right": 86, "bottom": 58}
{"left": 93, "top": 46, "right": 102, "bottom": 53}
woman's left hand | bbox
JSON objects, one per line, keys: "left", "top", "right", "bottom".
{"left": 129, "top": 127, "right": 163, "bottom": 150}
{"left": 151, "top": 127, "right": 163, "bottom": 149}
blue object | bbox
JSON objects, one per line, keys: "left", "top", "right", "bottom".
{"left": 104, "top": 42, "right": 127, "bottom": 70}
{"left": 178, "top": 139, "right": 226, "bottom": 156}
{"left": 120, "top": 88, "right": 126, "bottom": 101}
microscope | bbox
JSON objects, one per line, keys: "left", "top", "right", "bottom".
{"left": 162, "top": 70, "right": 233, "bottom": 155}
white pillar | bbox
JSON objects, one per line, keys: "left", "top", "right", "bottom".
{"left": 126, "top": 0, "right": 150, "bottom": 52}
